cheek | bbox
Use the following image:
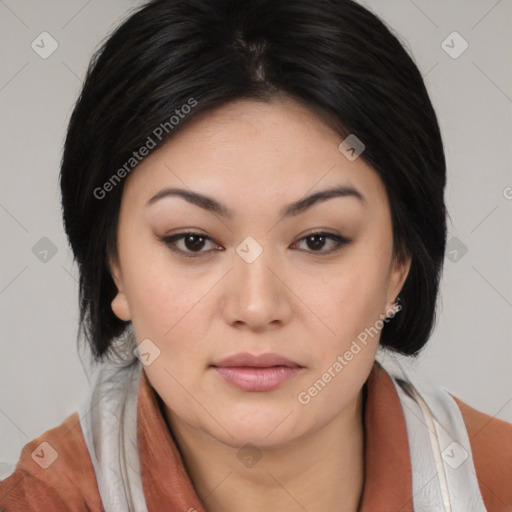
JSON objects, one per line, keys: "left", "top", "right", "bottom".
{"left": 299, "top": 264, "right": 387, "bottom": 338}
{"left": 290, "top": 260, "right": 390, "bottom": 376}
{"left": 126, "top": 272, "right": 222, "bottom": 386}
{"left": 120, "top": 241, "right": 206, "bottom": 334}
{"left": 133, "top": 281, "right": 206, "bottom": 347}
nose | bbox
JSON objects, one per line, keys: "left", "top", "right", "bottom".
{"left": 221, "top": 244, "right": 294, "bottom": 331}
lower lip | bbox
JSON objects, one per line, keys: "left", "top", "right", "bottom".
{"left": 212, "top": 366, "right": 302, "bottom": 391}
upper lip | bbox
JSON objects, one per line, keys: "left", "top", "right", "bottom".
{"left": 211, "top": 352, "right": 302, "bottom": 368}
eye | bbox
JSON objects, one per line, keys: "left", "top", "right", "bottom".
{"left": 293, "top": 231, "right": 351, "bottom": 254}
{"left": 162, "top": 232, "right": 222, "bottom": 258}
{"left": 162, "top": 230, "right": 351, "bottom": 259}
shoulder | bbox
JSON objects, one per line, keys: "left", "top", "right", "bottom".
{"left": 451, "top": 394, "right": 512, "bottom": 512}
{"left": 0, "top": 412, "right": 102, "bottom": 511}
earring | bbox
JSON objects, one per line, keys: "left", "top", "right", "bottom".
{"left": 385, "top": 296, "right": 402, "bottom": 320}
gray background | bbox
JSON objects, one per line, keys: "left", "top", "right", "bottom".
{"left": 1, "top": 0, "right": 511, "bottom": 477}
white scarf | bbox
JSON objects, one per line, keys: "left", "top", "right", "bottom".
{"left": 78, "top": 351, "right": 488, "bottom": 512}
{"left": 79, "top": 358, "right": 148, "bottom": 511}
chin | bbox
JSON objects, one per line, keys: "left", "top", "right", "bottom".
{"left": 215, "top": 426, "right": 301, "bottom": 452}
{"left": 206, "top": 405, "right": 308, "bottom": 450}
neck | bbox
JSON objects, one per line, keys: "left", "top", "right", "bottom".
{"left": 165, "top": 387, "right": 366, "bottom": 512}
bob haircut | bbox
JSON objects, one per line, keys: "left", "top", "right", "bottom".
{"left": 60, "top": 0, "right": 447, "bottom": 363}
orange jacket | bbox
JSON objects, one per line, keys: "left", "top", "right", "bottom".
{"left": 1, "top": 361, "right": 511, "bottom": 511}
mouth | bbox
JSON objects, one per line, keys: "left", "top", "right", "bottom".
{"left": 210, "top": 352, "right": 304, "bottom": 392}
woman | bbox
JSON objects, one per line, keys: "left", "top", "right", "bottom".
{"left": 1, "top": 0, "right": 510, "bottom": 511}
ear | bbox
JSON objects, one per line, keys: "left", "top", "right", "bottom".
{"left": 108, "top": 255, "right": 132, "bottom": 322}
{"left": 385, "top": 252, "right": 411, "bottom": 311}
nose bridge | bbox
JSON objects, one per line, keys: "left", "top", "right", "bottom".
{"left": 235, "top": 237, "right": 278, "bottom": 299}
{"left": 223, "top": 236, "right": 292, "bottom": 327}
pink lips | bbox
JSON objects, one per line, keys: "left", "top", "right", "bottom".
{"left": 211, "top": 352, "right": 303, "bottom": 392}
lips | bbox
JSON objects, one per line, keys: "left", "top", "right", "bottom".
{"left": 211, "top": 352, "right": 303, "bottom": 392}
{"left": 211, "top": 352, "right": 303, "bottom": 369}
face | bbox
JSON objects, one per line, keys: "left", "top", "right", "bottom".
{"left": 109, "top": 97, "right": 410, "bottom": 449}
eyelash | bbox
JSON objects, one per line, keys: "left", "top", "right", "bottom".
{"left": 161, "top": 231, "right": 351, "bottom": 259}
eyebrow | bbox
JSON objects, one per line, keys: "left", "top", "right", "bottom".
{"left": 146, "top": 184, "right": 365, "bottom": 219}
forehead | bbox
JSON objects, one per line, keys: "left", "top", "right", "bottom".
{"left": 121, "top": 97, "right": 389, "bottom": 215}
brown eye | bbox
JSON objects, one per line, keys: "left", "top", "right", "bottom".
{"left": 294, "top": 232, "right": 351, "bottom": 254}
{"left": 162, "top": 232, "right": 221, "bottom": 257}
{"left": 182, "top": 234, "right": 207, "bottom": 251}
{"left": 305, "top": 234, "right": 328, "bottom": 250}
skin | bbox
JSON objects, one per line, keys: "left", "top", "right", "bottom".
{"left": 109, "top": 96, "right": 411, "bottom": 512}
